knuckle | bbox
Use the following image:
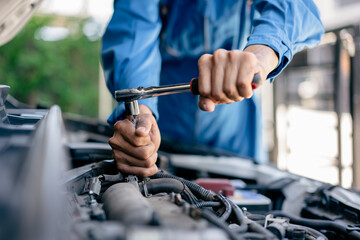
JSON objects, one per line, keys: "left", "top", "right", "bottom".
{"left": 198, "top": 54, "right": 212, "bottom": 67}
{"left": 229, "top": 50, "right": 241, "bottom": 62}
{"left": 144, "top": 158, "right": 153, "bottom": 168}
{"left": 108, "top": 137, "right": 117, "bottom": 147}
{"left": 138, "top": 171, "right": 147, "bottom": 178}
{"left": 211, "top": 91, "right": 223, "bottom": 101}
{"left": 237, "top": 82, "right": 252, "bottom": 98}
{"left": 144, "top": 166, "right": 158, "bottom": 178}
{"left": 151, "top": 165, "right": 159, "bottom": 176}
{"left": 213, "top": 49, "right": 228, "bottom": 63}
{"left": 243, "top": 52, "right": 257, "bottom": 64}
{"left": 224, "top": 86, "right": 237, "bottom": 99}
{"left": 132, "top": 137, "right": 142, "bottom": 146}
{"left": 149, "top": 152, "right": 158, "bottom": 167}
{"left": 139, "top": 167, "right": 154, "bottom": 178}
{"left": 154, "top": 152, "right": 159, "bottom": 161}
{"left": 113, "top": 121, "right": 123, "bottom": 131}
{"left": 237, "top": 82, "right": 247, "bottom": 91}
{"left": 138, "top": 147, "right": 152, "bottom": 160}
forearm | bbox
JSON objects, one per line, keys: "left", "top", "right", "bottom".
{"left": 246, "top": 0, "right": 324, "bottom": 79}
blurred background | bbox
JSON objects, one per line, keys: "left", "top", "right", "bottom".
{"left": 0, "top": 0, "right": 114, "bottom": 118}
{"left": 1, "top": 0, "right": 360, "bottom": 189}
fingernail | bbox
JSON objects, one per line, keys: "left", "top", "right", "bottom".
{"left": 202, "top": 102, "right": 208, "bottom": 110}
{"left": 137, "top": 126, "right": 146, "bottom": 132}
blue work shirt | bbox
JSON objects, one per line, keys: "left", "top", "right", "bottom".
{"left": 102, "top": 0, "right": 324, "bottom": 163}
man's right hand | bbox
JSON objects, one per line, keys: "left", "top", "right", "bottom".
{"left": 108, "top": 105, "right": 161, "bottom": 178}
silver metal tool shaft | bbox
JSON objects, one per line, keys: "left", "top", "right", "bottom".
{"left": 115, "top": 83, "right": 191, "bottom": 103}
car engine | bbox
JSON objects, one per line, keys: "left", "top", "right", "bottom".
{"left": 1, "top": 85, "right": 360, "bottom": 240}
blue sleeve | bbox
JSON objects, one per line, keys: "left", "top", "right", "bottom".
{"left": 101, "top": 0, "right": 161, "bottom": 125}
{"left": 245, "top": 0, "right": 324, "bottom": 81}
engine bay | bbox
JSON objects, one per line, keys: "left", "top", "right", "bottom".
{"left": 1, "top": 87, "right": 360, "bottom": 240}
{"left": 63, "top": 156, "right": 360, "bottom": 240}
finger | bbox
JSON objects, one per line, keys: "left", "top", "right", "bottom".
{"left": 234, "top": 96, "right": 244, "bottom": 102}
{"left": 113, "top": 119, "right": 150, "bottom": 147}
{"left": 113, "top": 119, "right": 135, "bottom": 139}
{"left": 116, "top": 162, "right": 158, "bottom": 178}
{"left": 223, "top": 50, "right": 241, "bottom": 100}
{"left": 109, "top": 135, "right": 155, "bottom": 160}
{"left": 149, "top": 123, "right": 161, "bottom": 150}
{"left": 135, "top": 114, "right": 154, "bottom": 137}
{"left": 236, "top": 74, "right": 253, "bottom": 99}
{"left": 198, "top": 54, "right": 213, "bottom": 97}
{"left": 199, "top": 97, "right": 215, "bottom": 112}
{"left": 109, "top": 135, "right": 137, "bottom": 155}
{"left": 237, "top": 54, "right": 257, "bottom": 98}
{"left": 114, "top": 150, "right": 158, "bottom": 168}
{"left": 211, "top": 49, "right": 230, "bottom": 102}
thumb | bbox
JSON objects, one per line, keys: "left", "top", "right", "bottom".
{"left": 199, "top": 97, "right": 216, "bottom": 112}
{"left": 135, "top": 114, "right": 153, "bottom": 137}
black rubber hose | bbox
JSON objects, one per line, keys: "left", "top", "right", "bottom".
{"left": 229, "top": 200, "right": 245, "bottom": 222}
{"left": 269, "top": 211, "right": 360, "bottom": 240}
{"left": 195, "top": 201, "right": 222, "bottom": 208}
{"left": 287, "top": 223, "right": 328, "bottom": 240}
{"left": 183, "top": 185, "right": 200, "bottom": 204}
{"left": 247, "top": 213, "right": 266, "bottom": 222}
{"left": 140, "top": 178, "right": 198, "bottom": 204}
{"left": 228, "top": 200, "right": 248, "bottom": 234}
{"left": 152, "top": 171, "right": 216, "bottom": 201}
{"left": 200, "top": 209, "right": 239, "bottom": 240}
{"left": 218, "top": 194, "right": 232, "bottom": 222}
{"left": 141, "top": 178, "right": 184, "bottom": 195}
{"left": 246, "top": 219, "right": 278, "bottom": 239}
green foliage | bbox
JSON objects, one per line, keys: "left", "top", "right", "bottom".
{"left": 0, "top": 16, "right": 101, "bottom": 117}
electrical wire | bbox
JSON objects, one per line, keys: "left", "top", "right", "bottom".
{"left": 217, "top": 194, "right": 232, "bottom": 221}
{"left": 200, "top": 209, "right": 240, "bottom": 240}
{"left": 152, "top": 171, "right": 216, "bottom": 201}
{"left": 195, "top": 201, "right": 222, "bottom": 208}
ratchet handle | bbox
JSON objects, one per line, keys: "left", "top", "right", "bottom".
{"left": 190, "top": 73, "right": 261, "bottom": 95}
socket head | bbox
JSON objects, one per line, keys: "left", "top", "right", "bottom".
{"left": 115, "top": 88, "right": 144, "bottom": 103}
{"left": 125, "top": 100, "right": 140, "bottom": 116}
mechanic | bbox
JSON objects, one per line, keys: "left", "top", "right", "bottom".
{"left": 102, "top": 0, "right": 324, "bottom": 177}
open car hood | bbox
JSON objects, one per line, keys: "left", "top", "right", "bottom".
{"left": 0, "top": 0, "right": 42, "bottom": 46}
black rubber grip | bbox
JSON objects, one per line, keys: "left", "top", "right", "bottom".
{"left": 190, "top": 78, "right": 200, "bottom": 95}
{"left": 190, "top": 73, "right": 261, "bottom": 95}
